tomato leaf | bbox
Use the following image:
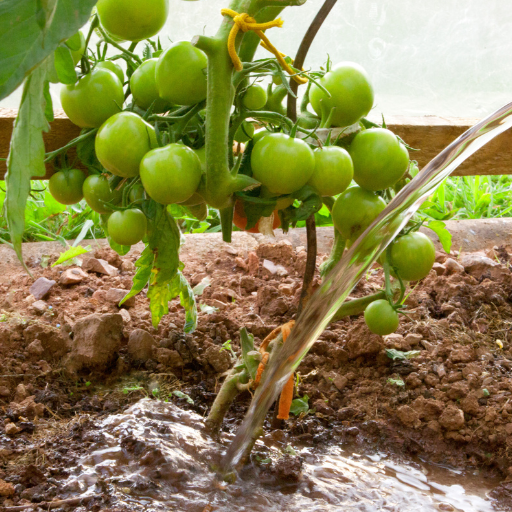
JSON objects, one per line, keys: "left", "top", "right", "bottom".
{"left": 4, "top": 62, "right": 50, "bottom": 274}
{"left": 235, "top": 193, "right": 277, "bottom": 230}
{"left": 170, "top": 271, "right": 197, "bottom": 333}
{"left": 120, "top": 246, "right": 155, "bottom": 306}
{"left": 53, "top": 45, "right": 77, "bottom": 85}
{"left": 52, "top": 245, "right": 90, "bottom": 267}
{"left": 0, "top": 0, "right": 96, "bottom": 100}
{"left": 425, "top": 220, "right": 452, "bottom": 254}
{"left": 42, "top": 80, "right": 54, "bottom": 122}
{"left": 279, "top": 185, "right": 322, "bottom": 232}
{"left": 240, "top": 328, "right": 259, "bottom": 380}
{"left": 290, "top": 394, "right": 310, "bottom": 416}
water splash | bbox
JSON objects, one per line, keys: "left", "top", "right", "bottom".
{"left": 222, "top": 102, "right": 512, "bottom": 469}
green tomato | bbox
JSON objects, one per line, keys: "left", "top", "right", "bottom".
{"left": 82, "top": 175, "right": 121, "bottom": 214}
{"left": 251, "top": 133, "right": 315, "bottom": 195}
{"left": 140, "top": 143, "right": 202, "bottom": 204}
{"left": 67, "top": 31, "right": 86, "bottom": 65}
{"left": 242, "top": 85, "right": 267, "bottom": 110}
{"left": 156, "top": 41, "right": 207, "bottom": 106}
{"left": 96, "top": 0, "right": 169, "bottom": 41}
{"left": 128, "top": 183, "right": 146, "bottom": 203}
{"left": 107, "top": 208, "right": 147, "bottom": 246}
{"left": 350, "top": 128, "right": 409, "bottom": 191}
{"left": 95, "top": 112, "right": 157, "bottom": 178}
{"left": 130, "top": 58, "right": 169, "bottom": 112}
{"left": 308, "top": 146, "right": 353, "bottom": 197}
{"left": 48, "top": 169, "right": 86, "bottom": 205}
{"left": 310, "top": 62, "right": 374, "bottom": 128}
{"left": 61, "top": 68, "right": 124, "bottom": 128}
{"left": 95, "top": 61, "right": 124, "bottom": 83}
{"left": 234, "top": 121, "right": 255, "bottom": 143}
{"left": 332, "top": 186, "right": 386, "bottom": 240}
{"left": 364, "top": 299, "right": 399, "bottom": 336}
{"left": 252, "top": 129, "right": 272, "bottom": 145}
{"left": 389, "top": 231, "right": 436, "bottom": 281}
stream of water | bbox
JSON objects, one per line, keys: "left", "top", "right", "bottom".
{"left": 69, "top": 399, "right": 499, "bottom": 511}
{"left": 222, "top": 102, "right": 512, "bottom": 470}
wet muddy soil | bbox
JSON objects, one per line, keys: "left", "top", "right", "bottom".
{"left": 1, "top": 238, "right": 512, "bottom": 510}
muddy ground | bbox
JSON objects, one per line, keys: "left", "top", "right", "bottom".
{"left": 1, "top": 236, "right": 512, "bottom": 510}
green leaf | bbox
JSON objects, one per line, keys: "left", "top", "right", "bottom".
{"left": 234, "top": 192, "right": 277, "bottom": 230}
{"left": 279, "top": 185, "right": 323, "bottom": 232}
{"left": 169, "top": 271, "right": 197, "bottom": 333}
{"left": 290, "top": 394, "right": 309, "bottom": 416}
{"left": 200, "top": 303, "right": 218, "bottom": 315}
{"left": 240, "top": 328, "right": 259, "bottom": 380}
{"left": 385, "top": 349, "right": 421, "bottom": 360}
{"left": 65, "top": 31, "right": 82, "bottom": 51}
{"left": 53, "top": 45, "right": 77, "bottom": 85}
{"left": 192, "top": 277, "right": 211, "bottom": 296}
{"left": 426, "top": 220, "right": 452, "bottom": 254}
{"left": 172, "top": 390, "right": 194, "bottom": 405}
{"left": 0, "top": 0, "right": 97, "bottom": 100}
{"left": 120, "top": 246, "right": 155, "bottom": 305}
{"left": 387, "top": 378, "right": 405, "bottom": 387}
{"left": 42, "top": 80, "right": 54, "bottom": 122}
{"left": 4, "top": 62, "right": 50, "bottom": 273}
{"left": 52, "top": 245, "right": 90, "bottom": 266}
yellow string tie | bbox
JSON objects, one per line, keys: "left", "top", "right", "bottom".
{"left": 221, "top": 8, "right": 308, "bottom": 85}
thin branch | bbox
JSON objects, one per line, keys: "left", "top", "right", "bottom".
{"left": 297, "top": 214, "right": 317, "bottom": 316}
{"left": 287, "top": 0, "right": 338, "bottom": 121}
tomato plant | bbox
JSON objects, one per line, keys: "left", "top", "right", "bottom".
{"left": 388, "top": 231, "right": 436, "bottom": 281}
{"left": 61, "top": 68, "right": 124, "bottom": 128}
{"left": 242, "top": 84, "right": 267, "bottom": 110}
{"left": 308, "top": 146, "right": 353, "bottom": 197}
{"left": 107, "top": 208, "right": 147, "bottom": 246}
{"left": 48, "top": 169, "right": 86, "bottom": 205}
{"left": 130, "top": 58, "right": 169, "bottom": 111}
{"left": 95, "top": 112, "right": 157, "bottom": 178}
{"left": 310, "top": 62, "right": 374, "bottom": 127}
{"left": 140, "top": 144, "right": 202, "bottom": 205}
{"left": 82, "top": 175, "right": 121, "bottom": 214}
{"left": 332, "top": 186, "right": 386, "bottom": 241}
{"left": 234, "top": 121, "right": 255, "bottom": 143}
{"left": 364, "top": 299, "right": 399, "bottom": 335}
{"left": 233, "top": 200, "right": 280, "bottom": 233}
{"left": 96, "top": 0, "right": 169, "bottom": 42}
{"left": 251, "top": 133, "right": 315, "bottom": 195}
{"left": 156, "top": 41, "right": 208, "bottom": 106}
{"left": 95, "top": 61, "right": 124, "bottom": 83}
{"left": 350, "top": 128, "right": 409, "bottom": 191}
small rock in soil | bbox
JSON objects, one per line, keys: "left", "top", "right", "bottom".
{"left": 119, "top": 308, "right": 131, "bottom": 323}
{"left": 247, "top": 251, "right": 260, "bottom": 275}
{"left": 439, "top": 404, "right": 465, "bottom": 430}
{"left": 30, "top": 300, "right": 47, "bottom": 315}
{"left": 156, "top": 348, "right": 184, "bottom": 368}
{"left": 397, "top": 405, "right": 421, "bottom": 429}
{"left": 9, "top": 396, "right": 44, "bottom": 420}
{"left": 67, "top": 313, "right": 123, "bottom": 370}
{"left": 121, "top": 259, "right": 136, "bottom": 272}
{"left": 29, "top": 277, "right": 56, "bottom": 300}
{"left": 204, "top": 345, "right": 232, "bottom": 373}
{"left": 262, "top": 259, "right": 288, "bottom": 276}
{"left": 106, "top": 288, "right": 135, "bottom": 307}
{"left": 59, "top": 267, "right": 88, "bottom": 286}
{"left": 26, "top": 339, "right": 44, "bottom": 357}
{"left": 23, "top": 323, "right": 68, "bottom": 359}
{"left": 94, "top": 247, "right": 122, "bottom": 267}
{"left": 14, "top": 383, "right": 29, "bottom": 402}
{"left": 5, "top": 422, "right": 21, "bottom": 436}
{"left": 432, "top": 262, "right": 445, "bottom": 276}
{"left": 443, "top": 258, "right": 464, "bottom": 275}
{"left": 0, "top": 386, "right": 10, "bottom": 397}
{"left": 346, "top": 321, "right": 383, "bottom": 359}
{"left": 83, "top": 258, "right": 118, "bottom": 276}
{"left": 458, "top": 252, "right": 498, "bottom": 278}
{"left": 0, "top": 479, "right": 15, "bottom": 496}
{"left": 128, "top": 329, "right": 156, "bottom": 362}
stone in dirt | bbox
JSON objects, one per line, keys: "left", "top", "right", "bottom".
{"left": 458, "top": 252, "right": 499, "bottom": 279}
{"left": 128, "top": 329, "right": 156, "bottom": 362}
{"left": 0, "top": 479, "right": 15, "bottom": 496}
{"left": 156, "top": 348, "right": 184, "bottom": 368}
{"left": 29, "top": 277, "right": 56, "bottom": 300}
{"left": 30, "top": 300, "right": 48, "bottom": 315}
{"left": 9, "top": 396, "right": 45, "bottom": 420}
{"left": 119, "top": 308, "right": 131, "bottom": 323}
{"left": 439, "top": 404, "right": 465, "bottom": 430}
{"left": 83, "top": 258, "right": 118, "bottom": 276}
{"left": 59, "top": 267, "right": 88, "bottom": 285}
{"left": 94, "top": 247, "right": 122, "bottom": 268}
{"left": 397, "top": 405, "right": 421, "bottom": 429}
{"left": 106, "top": 288, "right": 135, "bottom": 307}
{"left": 67, "top": 313, "right": 124, "bottom": 370}
{"left": 204, "top": 344, "right": 232, "bottom": 373}
{"left": 449, "top": 344, "right": 475, "bottom": 363}
{"left": 26, "top": 339, "right": 44, "bottom": 357}
{"left": 121, "top": 259, "right": 136, "bottom": 272}
{"left": 247, "top": 251, "right": 260, "bottom": 275}
{"left": 443, "top": 258, "right": 464, "bottom": 275}
{"left": 5, "top": 423, "right": 21, "bottom": 436}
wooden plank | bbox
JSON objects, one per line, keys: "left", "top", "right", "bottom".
{"left": 0, "top": 109, "right": 511, "bottom": 179}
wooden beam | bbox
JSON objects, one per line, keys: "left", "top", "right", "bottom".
{"left": 0, "top": 109, "right": 511, "bottom": 179}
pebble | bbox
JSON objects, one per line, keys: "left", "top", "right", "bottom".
{"left": 106, "top": 288, "right": 136, "bottom": 308}
{"left": 443, "top": 258, "right": 464, "bottom": 275}
{"left": 83, "top": 258, "right": 118, "bottom": 276}
{"left": 121, "top": 259, "right": 136, "bottom": 272}
{"left": 119, "top": 308, "right": 131, "bottom": 323}
{"left": 30, "top": 300, "right": 47, "bottom": 315}
{"left": 59, "top": 267, "right": 88, "bottom": 285}
{"left": 29, "top": 277, "right": 56, "bottom": 300}
{"left": 5, "top": 423, "right": 20, "bottom": 436}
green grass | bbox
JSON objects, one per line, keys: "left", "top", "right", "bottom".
{"left": 1, "top": 175, "right": 511, "bottom": 245}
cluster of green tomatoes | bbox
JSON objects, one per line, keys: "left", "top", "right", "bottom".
{"left": 47, "top": 0, "right": 436, "bottom": 336}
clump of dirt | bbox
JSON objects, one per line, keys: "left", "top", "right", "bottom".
{"left": 0, "top": 240, "right": 512, "bottom": 509}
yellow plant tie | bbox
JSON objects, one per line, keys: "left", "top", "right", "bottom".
{"left": 221, "top": 8, "right": 308, "bottom": 85}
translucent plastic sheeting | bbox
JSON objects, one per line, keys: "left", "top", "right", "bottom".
{"left": 1, "top": 0, "right": 512, "bottom": 117}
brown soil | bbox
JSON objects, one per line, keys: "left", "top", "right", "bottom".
{"left": 1, "top": 239, "right": 512, "bottom": 509}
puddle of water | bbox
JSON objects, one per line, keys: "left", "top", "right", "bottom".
{"left": 65, "top": 399, "right": 499, "bottom": 511}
